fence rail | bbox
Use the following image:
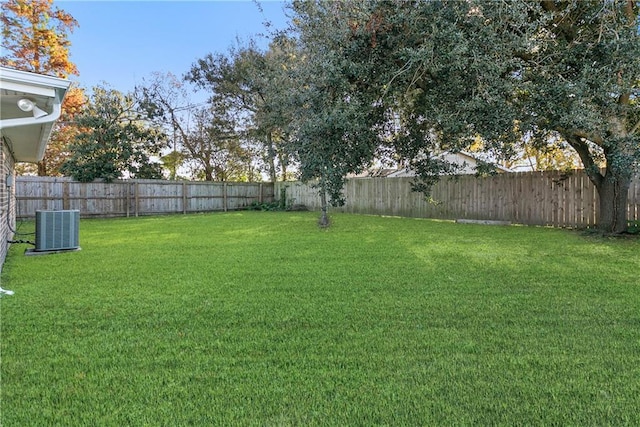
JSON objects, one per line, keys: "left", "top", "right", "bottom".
{"left": 15, "top": 171, "right": 640, "bottom": 227}
{"left": 277, "top": 170, "right": 640, "bottom": 228}
{"left": 15, "top": 177, "right": 275, "bottom": 219}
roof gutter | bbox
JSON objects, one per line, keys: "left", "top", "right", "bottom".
{"left": 0, "top": 94, "right": 63, "bottom": 131}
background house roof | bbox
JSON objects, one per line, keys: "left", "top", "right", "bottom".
{"left": 351, "top": 151, "right": 513, "bottom": 178}
{"left": 0, "top": 67, "right": 71, "bottom": 163}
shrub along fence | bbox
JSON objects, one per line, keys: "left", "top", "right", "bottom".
{"left": 276, "top": 170, "right": 640, "bottom": 228}
{"left": 15, "top": 177, "right": 275, "bottom": 219}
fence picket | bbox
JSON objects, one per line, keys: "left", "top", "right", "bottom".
{"left": 631, "top": 178, "right": 640, "bottom": 223}
{"left": 15, "top": 177, "right": 274, "bottom": 219}
{"left": 15, "top": 172, "right": 639, "bottom": 228}
{"left": 274, "top": 171, "right": 639, "bottom": 228}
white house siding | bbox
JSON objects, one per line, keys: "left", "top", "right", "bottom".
{"left": 387, "top": 152, "right": 480, "bottom": 177}
{"left": 386, "top": 152, "right": 513, "bottom": 178}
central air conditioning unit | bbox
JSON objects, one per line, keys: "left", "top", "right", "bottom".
{"left": 35, "top": 210, "right": 80, "bottom": 252}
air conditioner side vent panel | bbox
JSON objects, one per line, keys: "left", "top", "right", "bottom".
{"left": 35, "top": 210, "right": 80, "bottom": 252}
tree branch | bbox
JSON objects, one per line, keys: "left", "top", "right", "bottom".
{"left": 562, "top": 132, "right": 603, "bottom": 188}
{"left": 564, "top": 129, "right": 604, "bottom": 146}
{"left": 540, "top": 0, "right": 557, "bottom": 13}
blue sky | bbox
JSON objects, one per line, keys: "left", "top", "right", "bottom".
{"left": 56, "top": 1, "right": 290, "bottom": 95}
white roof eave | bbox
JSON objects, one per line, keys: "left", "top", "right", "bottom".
{"left": 0, "top": 67, "right": 70, "bottom": 163}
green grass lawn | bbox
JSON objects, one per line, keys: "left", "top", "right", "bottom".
{"left": 1, "top": 212, "right": 639, "bottom": 425}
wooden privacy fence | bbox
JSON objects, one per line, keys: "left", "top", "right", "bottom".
{"left": 15, "top": 177, "right": 275, "bottom": 219}
{"left": 276, "top": 170, "right": 640, "bottom": 228}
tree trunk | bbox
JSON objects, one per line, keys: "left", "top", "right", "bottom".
{"left": 318, "top": 184, "right": 329, "bottom": 228}
{"left": 595, "top": 171, "right": 631, "bottom": 234}
{"left": 279, "top": 152, "right": 288, "bottom": 181}
{"left": 565, "top": 134, "right": 632, "bottom": 234}
{"left": 37, "top": 160, "right": 47, "bottom": 176}
{"left": 266, "top": 132, "right": 277, "bottom": 183}
{"left": 204, "top": 167, "right": 214, "bottom": 181}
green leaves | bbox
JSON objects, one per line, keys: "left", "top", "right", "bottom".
{"left": 186, "top": 39, "right": 297, "bottom": 182}
{"left": 285, "top": 0, "right": 639, "bottom": 231}
{"left": 286, "top": 1, "right": 391, "bottom": 211}
{"left": 61, "top": 84, "right": 167, "bottom": 182}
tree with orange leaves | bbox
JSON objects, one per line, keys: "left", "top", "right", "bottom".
{"left": 1, "top": 0, "right": 78, "bottom": 77}
{"left": 1, "top": 0, "right": 83, "bottom": 176}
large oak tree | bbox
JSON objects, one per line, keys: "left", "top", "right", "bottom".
{"left": 288, "top": 0, "right": 639, "bottom": 232}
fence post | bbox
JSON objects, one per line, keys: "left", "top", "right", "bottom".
{"left": 223, "top": 182, "right": 228, "bottom": 212}
{"left": 14, "top": 174, "right": 638, "bottom": 226}
{"left": 125, "top": 182, "right": 130, "bottom": 217}
{"left": 43, "top": 179, "right": 49, "bottom": 210}
{"left": 134, "top": 181, "right": 139, "bottom": 217}
{"left": 62, "top": 181, "right": 70, "bottom": 210}
{"left": 182, "top": 182, "right": 187, "bottom": 214}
